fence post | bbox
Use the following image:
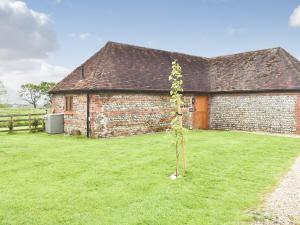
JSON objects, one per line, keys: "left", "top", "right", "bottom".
{"left": 29, "top": 114, "right": 31, "bottom": 132}
{"left": 0, "top": 113, "right": 45, "bottom": 133}
{"left": 42, "top": 117, "right": 45, "bottom": 131}
{"left": 9, "top": 116, "right": 13, "bottom": 133}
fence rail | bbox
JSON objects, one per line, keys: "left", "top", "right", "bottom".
{"left": 0, "top": 113, "right": 46, "bottom": 133}
{"left": 0, "top": 113, "right": 45, "bottom": 118}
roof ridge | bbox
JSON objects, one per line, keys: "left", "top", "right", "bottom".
{"left": 209, "top": 47, "right": 282, "bottom": 59}
{"left": 89, "top": 43, "right": 110, "bottom": 89}
{"left": 56, "top": 44, "right": 108, "bottom": 83}
{"left": 107, "top": 41, "right": 287, "bottom": 61}
{"left": 106, "top": 41, "right": 209, "bottom": 60}
{"left": 279, "top": 48, "right": 300, "bottom": 68}
{"left": 278, "top": 48, "right": 300, "bottom": 83}
{"left": 78, "top": 43, "right": 109, "bottom": 68}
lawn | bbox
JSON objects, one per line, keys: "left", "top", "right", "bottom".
{"left": 0, "top": 107, "right": 46, "bottom": 115}
{"left": 0, "top": 131, "right": 299, "bottom": 225}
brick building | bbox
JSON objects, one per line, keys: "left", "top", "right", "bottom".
{"left": 50, "top": 42, "right": 300, "bottom": 137}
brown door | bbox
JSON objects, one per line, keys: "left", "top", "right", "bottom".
{"left": 193, "top": 96, "right": 209, "bottom": 129}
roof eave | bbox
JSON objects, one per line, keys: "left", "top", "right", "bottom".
{"left": 49, "top": 88, "right": 300, "bottom": 95}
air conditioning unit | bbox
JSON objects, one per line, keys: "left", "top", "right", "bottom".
{"left": 45, "top": 114, "right": 64, "bottom": 134}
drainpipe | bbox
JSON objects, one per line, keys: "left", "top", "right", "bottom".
{"left": 86, "top": 91, "right": 90, "bottom": 138}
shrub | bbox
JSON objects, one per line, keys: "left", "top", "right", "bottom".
{"left": 0, "top": 104, "right": 8, "bottom": 109}
{"left": 7, "top": 119, "right": 14, "bottom": 133}
{"left": 70, "top": 130, "right": 81, "bottom": 136}
{"left": 42, "top": 119, "right": 45, "bottom": 131}
{"left": 31, "top": 118, "right": 39, "bottom": 132}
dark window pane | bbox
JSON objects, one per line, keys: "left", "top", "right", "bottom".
{"left": 70, "top": 96, "right": 73, "bottom": 111}
{"left": 65, "top": 96, "right": 69, "bottom": 112}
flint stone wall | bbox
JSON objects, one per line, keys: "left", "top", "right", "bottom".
{"left": 210, "top": 94, "right": 298, "bottom": 134}
{"left": 89, "top": 93, "right": 193, "bottom": 137}
{"left": 51, "top": 92, "right": 300, "bottom": 136}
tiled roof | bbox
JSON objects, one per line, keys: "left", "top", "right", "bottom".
{"left": 50, "top": 42, "right": 300, "bottom": 93}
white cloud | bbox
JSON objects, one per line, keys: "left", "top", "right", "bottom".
{"left": 289, "top": 6, "right": 300, "bottom": 27}
{"left": 0, "top": 0, "right": 58, "bottom": 60}
{"left": 227, "top": 27, "right": 248, "bottom": 35}
{"left": 68, "top": 32, "right": 91, "bottom": 41}
{"left": 0, "top": 0, "right": 69, "bottom": 103}
{"left": 79, "top": 32, "right": 91, "bottom": 40}
{"left": 0, "top": 59, "right": 70, "bottom": 103}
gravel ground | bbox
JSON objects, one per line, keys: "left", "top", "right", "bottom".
{"left": 252, "top": 157, "right": 300, "bottom": 225}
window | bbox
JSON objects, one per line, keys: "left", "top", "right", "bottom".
{"left": 65, "top": 95, "right": 73, "bottom": 113}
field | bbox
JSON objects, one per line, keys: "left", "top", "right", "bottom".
{"left": 0, "top": 131, "right": 300, "bottom": 225}
{"left": 0, "top": 107, "right": 46, "bottom": 115}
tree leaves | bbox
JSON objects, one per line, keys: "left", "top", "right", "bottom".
{"left": 169, "top": 60, "right": 187, "bottom": 176}
{"left": 18, "top": 82, "right": 56, "bottom": 108}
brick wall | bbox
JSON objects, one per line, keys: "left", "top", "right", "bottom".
{"left": 52, "top": 92, "right": 194, "bottom": 137}
{"left": 210, "top": 94, "right": 298, "bottom": 134}
{"left": 51, "top": 93, "right": 87, "bottom": 135}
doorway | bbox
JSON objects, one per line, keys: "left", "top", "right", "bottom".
{"left": 193, "top": 96, "right": 209, "bottom": 129}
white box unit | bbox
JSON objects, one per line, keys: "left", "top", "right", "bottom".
{"left": 45, "top": 114, "right": 64, "bottom": 134}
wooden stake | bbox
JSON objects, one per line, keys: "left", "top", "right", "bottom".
{"left": 175, "top": 140, "right": 179, "bottom": 177}
{"left": 181, "top": 136, "right": 186, "bottom": 175}
{"left": 177, "top": 96, "right": 186, "bottom": 176}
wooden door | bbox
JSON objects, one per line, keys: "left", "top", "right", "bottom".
{"left": 193, "top": 96, "right": 209, "bottom": 129}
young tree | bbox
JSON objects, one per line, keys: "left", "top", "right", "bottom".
{"left": 19, "top": 83, "right": 42, "bottom": 108}
{"left": 19, "top": 82, "right": 56, "bottom": 108}
{"left": 169, "top": 60, "right": 187, "bottom": 178}
{"left": 40, "top": 81, "right": 56, "bottom": 107}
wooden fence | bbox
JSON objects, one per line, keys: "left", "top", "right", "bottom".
{"left": 0, "top": 113, "right": 46, "bottom": 133}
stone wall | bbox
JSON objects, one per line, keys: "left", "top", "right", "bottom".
{"left": 210, "top": 94, "right": 299, "bottom": 134}
{"left": 51, "top": 92, "right": 300, "bottom": 136}
{"left": 89, "top": 93, "right": 194, "bottom": 137}
{"left": 51, "top": 93, "right": 87, "bottom": 135}
{"left": 51, "top": 92, "right": 194, "bottom": 137}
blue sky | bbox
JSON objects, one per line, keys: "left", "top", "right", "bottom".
{"left": 0, "top": 0, "right": 300, "bottom": 103}
{"left": 26, "top": 0, "right": 300, "bottom": 68}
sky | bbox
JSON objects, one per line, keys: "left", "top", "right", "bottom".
{"left": 0, "top": 0, "right": 300, "bottom": 103}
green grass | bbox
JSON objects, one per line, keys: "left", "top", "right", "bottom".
{"left": 0, "top": 107, "right": 45, "bottom": 115}
{"left": 0, "top": 131, "right": 299, "bottom": 225}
